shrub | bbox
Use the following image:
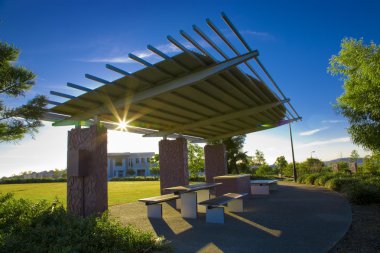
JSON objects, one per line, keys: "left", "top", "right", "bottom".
{"left": 110, "top": 176, "right": 159, "bottom": 181}
{"left": 314, "top": 173, "right": 335, "bottom": 186}
{"left": 304, "top": 174, "right": 319, "bottom": 185}
{"left": 296, "top": 174, "right": 309, "bottom": 184}
{"left": 0, "top": 193, "right": 167, "bottom": 252}
{"left": 325, "top": 177, "right": 360, "bottom": 191}
{"left": 250, "top": 175, "right": 277, "bottom": 180}
{"left": 344, "top": 182, "right": 380, "bottom": 204}
{"left": 0, "top": 178, "right": 67, "bottom": 184}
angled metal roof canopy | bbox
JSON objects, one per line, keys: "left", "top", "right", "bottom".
{"left": 44, "top": 12, "right": 301, "bottom": 142}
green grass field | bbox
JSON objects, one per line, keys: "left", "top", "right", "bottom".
{"left": 0, "top": 181, "right": 160, "bottom": 207}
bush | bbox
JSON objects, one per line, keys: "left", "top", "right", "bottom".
{"left": 0, "top": 193, "right": 166, "bottom": 253}
{"left": 110, "top": 176, "right": 159, "bottom": 181}
{"left": 0, "top": 178, "right": 67, "bottom": 184}
{"left": 325, "top": 177, "right": 360, "bottom": 191}
{"left": 296, "top": 174, "right": 309, "bottom": 184}
{"left": 314, "top": 173, "right": 335, "bottom": 186}
{"left": 344, "top": 182, "right": 380, "bottom": 204}
{"left": 250, "top": 175, "right": 277, "bottom": 180}
{"left": 304, "top": 174, "right": 319, "bottom": 185}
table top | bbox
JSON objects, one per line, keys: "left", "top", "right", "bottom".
{"left": 138, "top": 193, "right": 179, "bottom": 204}
{"left": 164, "top": 182, "right": 222, "bottom": 194}
{"left": 250, "top": 180, "right": 278, "bottom": 184}
{"left": 214, "top": 174, "right": 250, "bottom": 179}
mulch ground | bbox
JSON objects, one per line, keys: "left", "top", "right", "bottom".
{"left": 329, "top": 204, "right": 380, "bottom": 253}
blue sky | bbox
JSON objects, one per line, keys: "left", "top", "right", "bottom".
{"left": 1, "top": 0, "right": 379, "bottom": 177}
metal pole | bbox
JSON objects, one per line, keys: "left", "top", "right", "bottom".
{"left": 289, "top": 123, "right": 297, "bottom": 182}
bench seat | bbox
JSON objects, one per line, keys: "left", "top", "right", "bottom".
{"left": 139, "top": 194, "right": 179, "bottom": 218}
{"left": 198, "top": 193, "right": 247, "bottom": 223}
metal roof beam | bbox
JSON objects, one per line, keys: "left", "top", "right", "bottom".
{"left": 52, "top": 50, "right": 259, "bottom": 125}
{"left": 85, "top": 74, "right": 110, "bottom": 85}
{"left": 207, "top": 117, "right": 301, "bottom": 141}
{"left": 50, "top": 91, "right": 75, "bottom": 99}
{"left": 106, "top": 64, "right": 131, "bottom": 76}
{"left": 221, "top": 12, "right": 300, "bottom": 119}
{"left": 67, "top": 82, "right": 92, "bottom": 92}
{"left": 143, "top": 99, "right": 289, "bottom": 137}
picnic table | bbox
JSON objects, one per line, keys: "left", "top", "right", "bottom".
{"left": 250, "top": 179, "right": 278, "bottom": 195}
{"left": 164, "top": 182, "right": 222, "bottom": 218}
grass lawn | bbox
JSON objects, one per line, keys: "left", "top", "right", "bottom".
{"left": 0, "top": 181, "right": 160, "bottom": 207}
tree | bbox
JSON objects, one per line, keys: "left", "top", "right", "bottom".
{"left": 275, "top": 156, "right": 288, "bottom": 177}
{"left": 350, "top": 150, "right": 360, "bottom": 163}
{"left": 328, "top": 38, "right": 380, "bottom": 151}
{"left": 0, "top": 42, "right": 47, "bottom": 142}
{"left": 221, "top": 135, "right": 249, "bottom": 174}
{"left": 149, "top": 154, "right": 160, "bottom": 176}
{"left": 187, "top": 143, "right": 204, "bottom": 177}
{"left": 253, "top": 149, "right": 266, "bottom": 167}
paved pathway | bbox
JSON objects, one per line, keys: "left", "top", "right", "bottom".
{"left": 110, "top": 182, "right": 351, "bottom": 253}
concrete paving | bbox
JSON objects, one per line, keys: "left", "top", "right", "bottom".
{"left": 110, "top": 182, "right": 351, "bottom": 253}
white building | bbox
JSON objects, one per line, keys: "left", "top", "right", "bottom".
{"left": 107, "top": 152, "right": 155, "bottom": 179}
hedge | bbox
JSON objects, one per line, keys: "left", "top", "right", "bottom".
{"left": 0, "top": 193, "right": 167, "bottom": 253}
{"left": 296, "top": 172, "right": 380, "bottom": 205}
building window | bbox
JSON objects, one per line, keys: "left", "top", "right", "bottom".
{"left": 115, "top": 158, "right": 122, "bottom": 166}
{"left": 141, "top": 158, "right": 145, "bottom": 163}
{"left": 118, "top": 171, "right": 123, "bottom": 177}
{"left": 136, "top": 158, "right": 139, "bottom": 164}
{"left": 147, "top": 157, "right": 150, "bottom": 163}
{"left": 137, "top": 170, "right": 145, "bottom": 176}
{"left": 129, "top": 159, "right": 132, "bottom": 167}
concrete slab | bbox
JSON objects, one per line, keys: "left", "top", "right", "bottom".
{"left": 110, "top": 182, "right": 351, "bottom": 253}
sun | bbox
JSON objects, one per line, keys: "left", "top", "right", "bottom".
{"left": 117, "top": 121, "right": 128, "bottom": 131}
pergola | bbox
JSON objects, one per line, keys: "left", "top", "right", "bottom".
{"left": 44, "top": 13, "right": 300, "bottom": 217}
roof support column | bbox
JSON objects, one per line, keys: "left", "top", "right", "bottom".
{"left": 67, "top": 124, "right": 108, "bottom": 217}
{"left": 204, "top": 143, "right": 227, "bottom": 185}
{"left": 159, "top": 137, "right": 189, "bottom": 194}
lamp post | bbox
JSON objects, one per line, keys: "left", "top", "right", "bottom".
{"left": 289, "top": 123, "right": 297, "bottom": 182}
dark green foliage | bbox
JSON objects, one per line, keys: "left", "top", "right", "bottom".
{"left": 220, "top": 135, "right": 250, "bottom": 174}
{"left": 188, "top": 143, "right": 204, "bottom": 177}
{"left": 255, "top": 164, "right": 276, "bottom": 176}
{"left": 304, "top": 174, "right": 319, "bottom": 185}
{"left": 0, "top": 178, "right": 67, "bottom": 184}
{"left": 297, "top": 171, "right": 380, "bottom": 205}
{"left": 0, "top": 193, "right": 166, "bottom": 253}
{"left": 325, "top": 177, "right": 360, "bottom": 191}
{"left": 314, "top": 173, "right": 335, "bottom": 186}
{"left": 328, "top": 38, "right": 380, "bottom": 152}
{"left": 110, "top": 176, "right": 159, "bottom": 181}
{"left": 0, "top": 42, "right": 47, "bottom": 142}
{"left": 250, "top": 175, "right": 277, "bottom": 180}
{"left": 344, "top": 183, "right": 380, "bottom": 205}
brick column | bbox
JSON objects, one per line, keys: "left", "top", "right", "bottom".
{"left": 67, "top": 125, "right": 108, "bottom": 217}
{"left": 159, "top": 137, "right": 189, "bottom": 194}
{"left": 204, "top": 144, "right": 227, "bottom": 183}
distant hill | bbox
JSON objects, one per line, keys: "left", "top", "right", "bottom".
{"left": 324, "top": 157, "right": 364, "bottom": 166}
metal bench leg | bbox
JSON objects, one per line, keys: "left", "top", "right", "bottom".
{"left": 227, "top": 199, "right": 244, "bottom": 212}
{"left": 176, "top": 198, "right": 181, "bottom": 210}
{"left": 206, "top": 207, "right": 224, "bottom": 224}
{"left": 147, "top": 204, "right": 162, "bottom": 219}
{"left": 251, "top": 185, "right": 270, "bottom": 195}
{"left": 181, "top": 192, "right": 197, "bottom": 219}
{"left": 197, "top": 189, "right": 210, "bottom": 213}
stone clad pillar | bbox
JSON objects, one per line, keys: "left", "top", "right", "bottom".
{"left": 204, "top": 144, "right": 227, "bottom": 183}
{"left": 159, "top": 137, "right": 189, "bottom": 194}
{"left": 67, "top": 125, "right": 108, "bottom": 217}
